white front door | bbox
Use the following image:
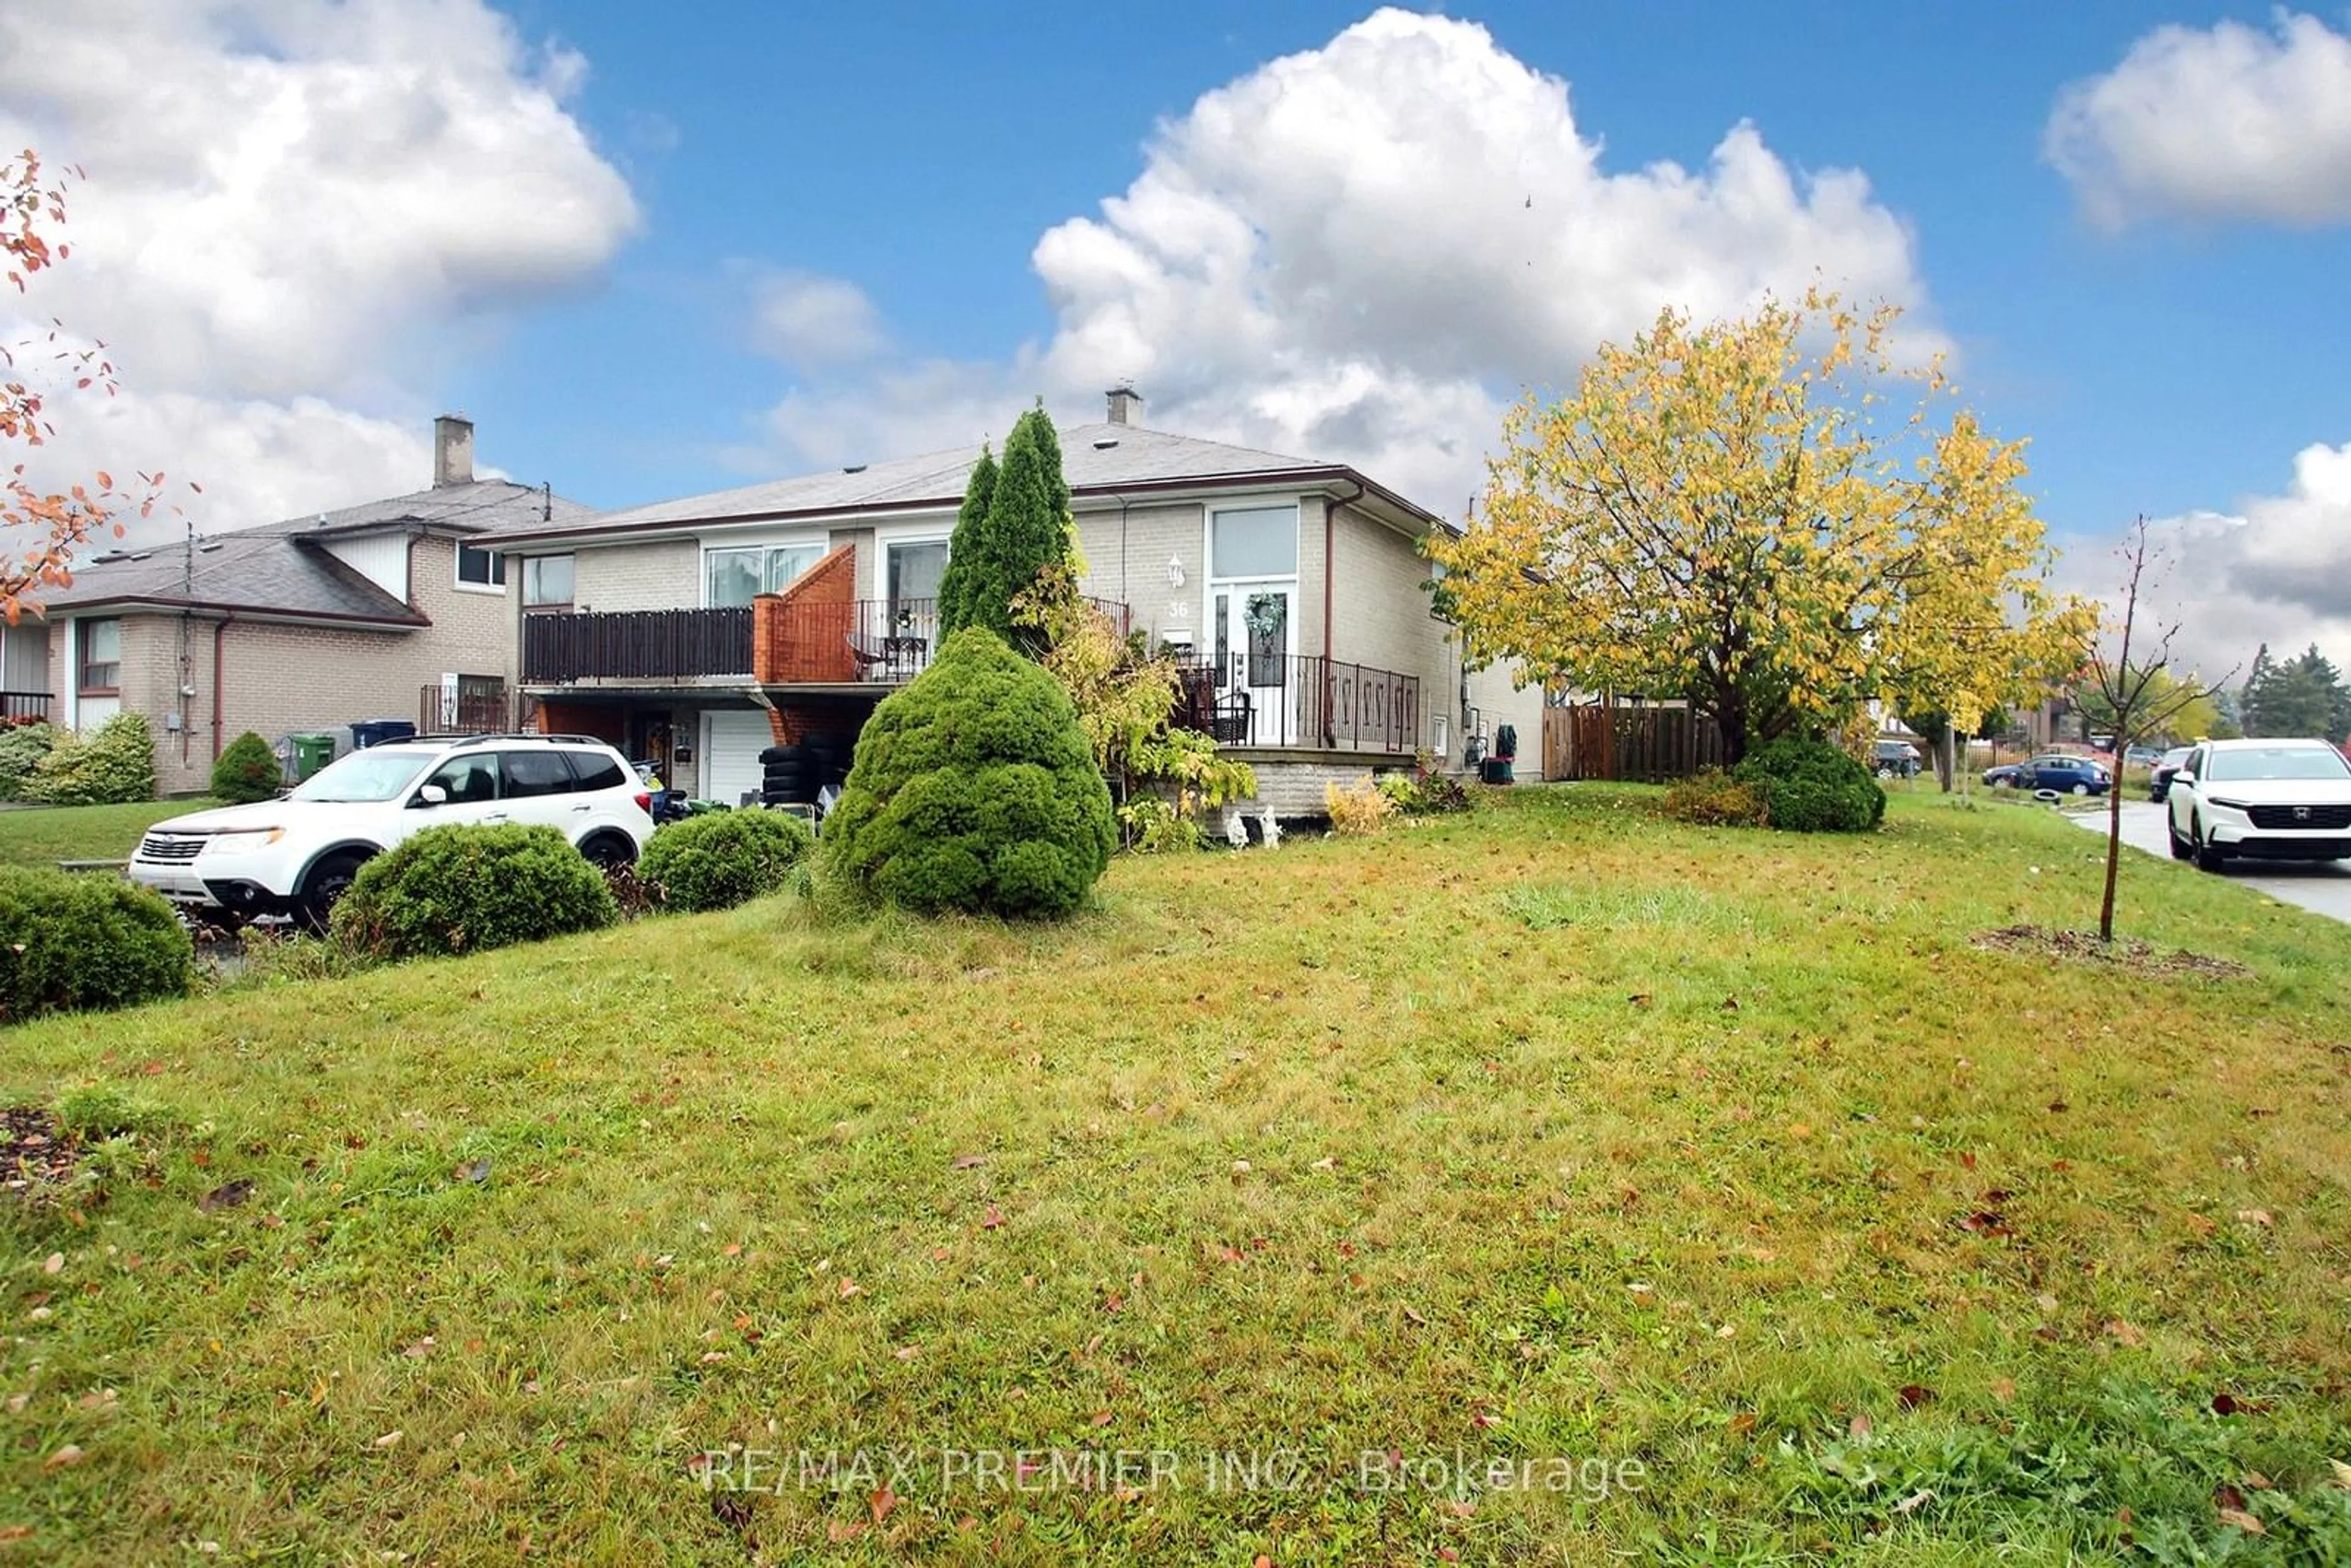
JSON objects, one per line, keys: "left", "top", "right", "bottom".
{"left": 1212, "top": 583, "right": 1296, "bottom": 746}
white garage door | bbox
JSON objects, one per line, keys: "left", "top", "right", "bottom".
{"left": 701, "top": 710, "right": 773, "bottom": 807}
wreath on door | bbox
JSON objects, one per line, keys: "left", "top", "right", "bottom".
{"left": 1243, "top": 592, "right": 1286, "bottom": 639}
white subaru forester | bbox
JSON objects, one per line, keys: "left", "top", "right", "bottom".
{"left": 129, "top": 734, "right": 653, "bottom": 929}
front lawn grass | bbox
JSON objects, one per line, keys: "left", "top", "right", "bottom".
{"left": 0, "top": 798, "right": 217, "bottom": 868}
{"left": 3, "top": 787, "right": 2347, "bottom": 1564}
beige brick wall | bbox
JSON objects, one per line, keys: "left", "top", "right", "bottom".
{"left": 1326, "top": 505, "right": 1453, "bottom": 753}
{"left": 571, "top": 538, "right": 701, "bottom": 613}
{"left": 1074, "top": 501, "right": 1204, "bottom": 650}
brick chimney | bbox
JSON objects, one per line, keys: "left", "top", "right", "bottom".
{"left": 433, "top": 414, "right": 474, "bottom": 488}
{"left": 1105, "top": 384, "right": 1142, "bottom": 426}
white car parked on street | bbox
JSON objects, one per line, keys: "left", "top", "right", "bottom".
{"left": 2164, "top": 738, "right": 2351, "bottom": 871}
{"left": 129, "top": 734, "right": 653, "bottom": 929}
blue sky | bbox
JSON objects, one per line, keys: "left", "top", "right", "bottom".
{"left": 5, "top": 1, "right": 2350, "bottom": 669}
{"left": 484, "top": 1, "right": 2349, "bottom": 531}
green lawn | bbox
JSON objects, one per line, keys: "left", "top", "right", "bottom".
{"left": 0, "top": 799, "right": 217, "bottom": 868}
{"left": 4, "top": 789, "right": 2348, "bottom": 1564}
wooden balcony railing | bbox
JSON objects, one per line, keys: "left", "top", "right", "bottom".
{"left": 1174, "top": 655, "right": 1420, "bottom": 753}
{"left": 524, "top": 597, "right": 1136, "bottom": 687}
{"left": 521, "top": 607, "right": 754, "bottom": 683}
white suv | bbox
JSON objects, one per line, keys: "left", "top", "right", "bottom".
{"left": 130, "top": 734, "right": 653, "bottom": 928}
{"left": 2165, "top": 738, "right": 2351, "bottom": 871}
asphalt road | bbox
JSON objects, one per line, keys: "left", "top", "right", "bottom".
{"left": 2071, "top": 797, "right": 2351, "bottom": 926}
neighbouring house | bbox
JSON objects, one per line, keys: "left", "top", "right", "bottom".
{"left": 13, "top": 416, "right": 590, "bottom": 795}
{"left": 492, "top": 389, "right": 1541, "bottom": 815}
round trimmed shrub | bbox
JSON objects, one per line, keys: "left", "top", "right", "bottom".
{"left": 818, "top": 628, "right": 1115, "bottom": 919}
{"left": 0, "top": 867, "right": 193, "bottom": 1022}
{"left": 25, "top": 711, "right": 156, "bottom": 805}
{"left": 211, "top": 730, "right": 283, "bottom": 805}
{"left": 329, "top": 822, "right": 618, "bottom": 961}
{"left": 1731, "top": 735, "right": 1886, "bottom": 833}
{"left": 639, "top": 808, "right": 814, "bottom": 913}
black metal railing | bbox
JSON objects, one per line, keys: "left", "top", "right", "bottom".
{"left": 521, "top": 607, "right": 754, "bottom": 683}
{"left": 1173, "top": 655, "right": 1419, "bottom": 753}
{"left": 419, "top": 680, "right": 521, "bottom": 735}
{"left": 0, "top": 691, "right": 50, "bottom": 723}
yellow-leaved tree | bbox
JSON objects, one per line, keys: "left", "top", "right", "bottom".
{"left": 1430, "top": 291, "right": 2094, "bottom": 763}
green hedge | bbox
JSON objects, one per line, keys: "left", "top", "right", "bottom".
{"left": 1731, "top": 736, "right": 1886, "bottom": 833}
{"left": 0, "top": 721, "right": 56, "bottom": 801}
{"left": 0, "top": 866, "right": 193, "bottom": 1022}
{"left": 210, "top": 730, "right": 283, "bottom": 805}
{"left": 329, "top": 822, "right": 618, "bottom": 961}
{"left": 819, "top": 628, "right": 1115, "bottom": 919}
{"left": 639, "top": 808, "right": 813, "bottom": 913}
{"left": 24, "top": 711, "right": 157, "bottom": 805}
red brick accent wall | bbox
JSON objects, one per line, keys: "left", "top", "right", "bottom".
{"left": 534, "top": 701, "right": 626, "bottom": 745}
{"left": 752, "top": 545, "right": 857, "bottom": 683}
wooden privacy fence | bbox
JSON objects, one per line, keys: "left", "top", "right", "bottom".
{"left": 1542, "top": 701, "right": 1728, "bottom": 782}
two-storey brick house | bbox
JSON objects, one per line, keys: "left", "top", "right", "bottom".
{"left": 12, "top": 417, "right": 587, "bottom": 794}
{"left": 493, "top": 391, "right": 1540, "bottom": 814}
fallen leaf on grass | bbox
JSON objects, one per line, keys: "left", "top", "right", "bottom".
{"left": 1989, "top": 1378, "right": 2017, "bottom": 1402}
{"left": 871, "top": 1485, "right": 898, "bottom": 1523}
{"left": 401, "top": 1337, "right": 435, "bottom": 1359}
{"left": 1897, "top": 1384, "right": 1935, "bottom": 1409}
{"left": 452, "top": 1159, "right": 490, "bottom": 1184}
{"left": 2217, "top": 1508, "right": 2266, "bottom": 1536}
{"left": 42, "top": 1444, "right": 83, "bottom": 1470}
{"left": 2211, "top": 1392, "right": 2271, "bottom": 1416}
{"left": 1728, "top": 1413, "right": 1757, "bottom": 1436}
{"left": 1848, "top": 1413, "right": 1873, "bottom": 1440}
{"left": 2328, "top": 1459, "right": 2351, "bottom": 1489}
{"left": 836, "top": 1278, "right": 863, "bottom": 1300}
{"left": 1403, "top": 1306, "right": 1428, "bottom": 1327}
{"left": 40, "top": 1253, "right": 61, "bottom": 1275}
{"left": 951, "top": 1155, "right": 986, "bottom": 1170}
{"left": 2235, "top": 1209, "right": 2273, "bottom": 1227}
{"left": 2105, "top": 1319, "right": 2143, "bottom": 1348}
{"left": 1892, "top": 1488, "right": 1935, "bottom": 1514}
{"left": 372, "top": 1431, "right": 402, "bottom": 1450}
{"left": 981, "top": 1207, "right": 1005, "bottom": 1231}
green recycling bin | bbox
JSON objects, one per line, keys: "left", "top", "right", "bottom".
{"left": 287, "top": 733, "right": 335, "bottom": 782}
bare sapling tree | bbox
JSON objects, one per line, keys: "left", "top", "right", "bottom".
{"left": 2088, "top": 515, "right": 2233, "bottom": 941}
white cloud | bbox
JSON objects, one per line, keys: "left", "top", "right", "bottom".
{"left": 2045, "top": 11, "right": 2351, "bottom": 229}
{"left": 0, "top": 0, "right": 638, "bottom": 539}
{"left": 746, "top": 270, "right": 888, "bottom": 370}
{"left": 745, "top": 7, "right": 1936, "bottom": 515}
{"left": 2063, "top": 441, "right": 2351, "bottom": 681}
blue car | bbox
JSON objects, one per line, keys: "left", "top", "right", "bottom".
{"left": 1983, "top": 754, "right": 2111, "bottom": 795}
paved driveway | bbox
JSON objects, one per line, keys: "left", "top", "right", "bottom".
{"left": 2071, "top": 798, "right": 2351, "bottom": 926}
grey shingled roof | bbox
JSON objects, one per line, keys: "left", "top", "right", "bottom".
{"left": 498, "top": 422, "right": 1434, "bottom": 543}
{"left": 37, "top": 479, "right": 592, "bottom": 624}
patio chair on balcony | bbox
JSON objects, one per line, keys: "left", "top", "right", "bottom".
{"left": 846, "top": 628, "right": 928, "bottom": 682}
{"left": 1209, "top": 689, "right": 1253, "bottom": 746}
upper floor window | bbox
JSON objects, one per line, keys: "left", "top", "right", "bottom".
{"left": 77, "top": 618, "right": 121, "bottom": 694}
{"left": 1209, "top": 504, "right": 1299, "bottom": 580}
{"left": 457, "top": 543, "right": 506, "bottom": 590}
{"left": 521, "top": 555, "right": 574, "bottom": 609}
{"left": 705, "top": 542, "right": 825, "bottom": 607}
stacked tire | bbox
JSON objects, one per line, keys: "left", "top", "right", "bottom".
{"left": 759, "top": 733, "right": 857, "bottom": 807}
